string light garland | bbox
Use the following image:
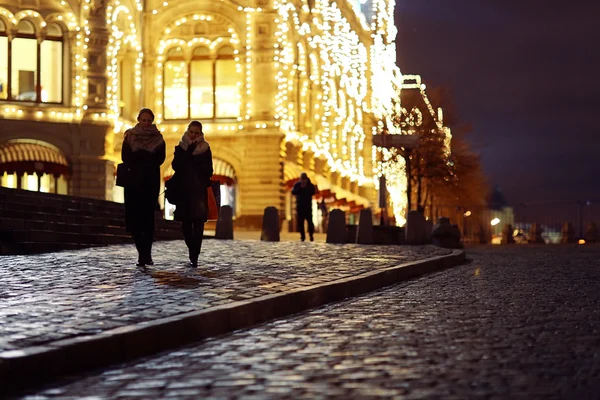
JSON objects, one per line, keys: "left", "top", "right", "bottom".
{"left": 274, "top": 0, "right": 375, "bottom": 185}
{"left": 0, "top": 1, "right": 453, "bottom": 228}
{"left": 104, "top": 0, "right": 144, "bottom": 133}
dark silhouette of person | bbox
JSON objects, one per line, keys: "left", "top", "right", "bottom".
{"left": 292, "top": 172, "right": 316, "bottom": 241}
{"left": 122, "top": 108, "right": 166, "bottom": 266}
{"left": 171, "top": 120, "right": 213, "bottom": 267}
{"left": 319, "top": 198, "right": 328, "bottom": 233}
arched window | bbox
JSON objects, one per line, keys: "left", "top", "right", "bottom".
{"left": 0, "top": 19, "right": 7, "bottom": 100}
{"left": 163, "top": 44, "right": 240, "bottom": 120}
{"left": 40, "top": 23, "right": 63, "bottom": 103}
{"left": 2, "top": 20, "right": 64, "bottom": 103}
{"left": 163, "top": 46, "right": 188, "bottom": 119}
{"left": 190, "top": 46, "right": 212, "bottom": 118}
{"left": 215, "top": 45, "right": 238, "bottom": 118}
{"left": 12, "top": 20, "right": 38, "bottom": 101}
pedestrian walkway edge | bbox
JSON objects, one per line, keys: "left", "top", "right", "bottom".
{"left": 0, "top": 249, "right": 465, "bottom": 396}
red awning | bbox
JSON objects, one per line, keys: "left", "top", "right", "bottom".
{"left": 0, "top": 141, "right": 70, "bottom": 176}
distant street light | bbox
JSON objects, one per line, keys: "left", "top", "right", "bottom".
{"left": 491, "top": 218, "right": 500, "bottom": 226}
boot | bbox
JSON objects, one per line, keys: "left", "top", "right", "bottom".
{"left": 145, "top": 233, "right": 154, "bottom": 265}
{"left": 188, "top": 248, "right": 198, "bottom": 267}
{"left": 133, "top": 233, "right": 145, "bottom": 266}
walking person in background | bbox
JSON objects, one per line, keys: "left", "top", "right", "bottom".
{"left": 172, "top": 121, "right": 213, "bottom": 267}
{"left": 122, "top": 108, "right": 166, "bottom": 266}
{"left": 319, "top": 198, "right": 328, "bottom": 233}
{"left": 292, "top": 172, "right": 316, "bottom": 241}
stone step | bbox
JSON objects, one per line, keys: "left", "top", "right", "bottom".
{"left": 0, "top": 211, "right": 181, "bottom": 233}
{"left": 0, "top": 187, "right": 125, "bottom": 214}
{"left": 0, "top": 229, "right": 132, "bottom": 246}
{"left": 0, "top": 187, "right": 186, "bottom": 254}
{"left": 0, "top": 209, "right": 124, "bottom": 227}
{"left": 0, "top": 200, "right": 124, "bottom": 220}
{"left": 0, "top": 217, "right": 126, "bottom": 236}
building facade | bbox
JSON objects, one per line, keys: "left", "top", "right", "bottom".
{"left": 0, "top": 0, "right": 400, "bottom": 229}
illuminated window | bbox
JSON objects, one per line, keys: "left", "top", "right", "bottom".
{"left": 163, "top": 47, "right": 188, "bottom": 119}
{"left": 215, "top": 46, "right": 238, "bottom": 118}
{"left": 11, "top": 20, "right": 38, "bottom": 101}
{"left": 3, "top": 20, "right": 64, "bottom": 103}
{"left": 22, "top": 172, "right": 39, "bottom": 192}
{"left": 40, "top": 24, "right": 63, "bottom": 103}
{"left": 1, "top": 172, "right": 16, "bottom": 188}
{"left": 190, "top": 46, "right": 213, "bottom": 118}
{"left": 163, "top": 45, "right": 240, "bottom": 120}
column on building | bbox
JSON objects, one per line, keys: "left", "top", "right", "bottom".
{"left": 70, "top": 3, "right": 115, "bottom": 200}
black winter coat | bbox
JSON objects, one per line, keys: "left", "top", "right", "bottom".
{"left": 292, "top": 179, "right": 316, "bottom": 215}
{"left": 171, "top": 144, "right": 214, "bottom": 222}
{"left": 122, "top": 141, "right": 166, "bottom": 233}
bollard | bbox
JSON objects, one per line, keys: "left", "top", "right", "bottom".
{"left": 405, "top": 210, "right": 427, "bottom": 245}
{"left": 424, "top": 219, "right": 433, "bottom": 244}
{"left": 260, "top": 206, "right": 280, "bottom": 242}
{"left": 215, "top": 205, "right": 234, "bottom": 240}
{"left": 356, "top": 208, "right": 374, "bottom": 244}
{"left": 326, "top": 209, "right": 347, "bottom": 244}
{"left": 528, "top": 223, "right": 544, "bottom": 244}
{"left": 431, "top": 217, "right": 462, "bottom": 249}
{"left": 477, "top": 223, "right": 490, "bottom": 244}
{"left": 502, "top": 224, "right": 515, "bottom": 244}
{"left": 561, "top": 222, "right": 575, "bottom": 244}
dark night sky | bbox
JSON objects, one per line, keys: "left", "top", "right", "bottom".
{"left": 395, "top": 0, "right": 600, "bottom": 205}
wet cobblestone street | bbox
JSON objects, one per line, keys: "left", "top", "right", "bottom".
{"left": 0, "top": 240, "right": 449, "bottom": 352}
{"left": 18, "top": 245, "right": 600, "bottom": 399}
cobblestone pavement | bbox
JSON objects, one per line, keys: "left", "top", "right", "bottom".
{"left": 0, "top": 240, "right": 450, "bottom": 352}
{"left": 17, "top": 244, "right": 600, "bottom": 399}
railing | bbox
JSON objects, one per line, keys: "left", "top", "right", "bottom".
{"left": 427, "top": 200, "right": 600, "bottom": 244}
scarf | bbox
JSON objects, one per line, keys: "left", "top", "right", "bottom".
{"left": 178, "top": 130, "right": 210, "bottom": 155}
{"left": 124, "top": 123, "right": 164, "bottom": 153}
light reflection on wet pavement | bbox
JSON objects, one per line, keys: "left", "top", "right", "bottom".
{"left": 18, "top": 245, "right": 600, "bottom": 399}
{"left": 0, "top": 240, "right": 450, "bottom": 351}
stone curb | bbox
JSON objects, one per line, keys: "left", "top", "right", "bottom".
{"left": 0, "top": 249, "right": 465, "bottom": 395}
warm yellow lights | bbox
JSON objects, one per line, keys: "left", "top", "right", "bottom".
{"left": 105, "top": 0, "right": 143, "bottom": 126}
{"left": 578, "top": 239, "right": 586, "bottom": 245}
{"left": 3, "top": 0, "right": 406, "bottom": 220}
{"left": 273, "top": 0, "right": 378, "bottom": 185}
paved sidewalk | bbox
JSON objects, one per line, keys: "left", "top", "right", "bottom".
{"left": 0, "top": 238, "right": 464, "bottom": 394}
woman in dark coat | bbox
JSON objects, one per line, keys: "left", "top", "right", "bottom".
{"left": 122, "top": 108, "right": 166, "bottom": 266}
{"left": 172, "top": 120, "right": 213, "bottom": 267}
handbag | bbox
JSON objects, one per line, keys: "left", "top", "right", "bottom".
{"left": 164, "top": 173, "right": 182, "bottom": 205}
{"left": 115, "top": 163, "right": 129, "bottom": 187}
